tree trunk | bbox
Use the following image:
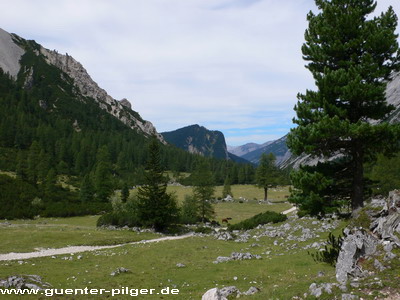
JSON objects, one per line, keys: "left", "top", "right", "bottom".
{"left": 264, "top": 187, "right": 268, "bottom": 202}
{"left": 351, "top": 148, "right": 364, "bottom": 213}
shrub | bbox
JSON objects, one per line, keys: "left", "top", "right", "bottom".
{"left": 228, "top": 211, "right": 287, "bottom": 231}
{"left": 309, "top": 232, "right": 343, "bottom": 266}
{"left": 194, "top": 226, "right": 213, "bottom": 234}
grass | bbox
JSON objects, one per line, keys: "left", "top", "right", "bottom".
{"left": 166, "top": 185, "right": 291, "bottom": 204}
{"left": 0, "top": 216, "right": 159, "bottom": 254}
{"left": 0, "top": 219, "right": 345, "bottom": 300}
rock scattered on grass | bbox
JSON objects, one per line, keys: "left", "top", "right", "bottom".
{"left": 110, "top": 267, "right": 131, "bottom": 276}
{"left": 0, "top": 275, "right": 51, "bottom": 290}
{"left": 202, "top": 286, "right": 260, "bottom": 299}
{"left": 213, "top": 252, "right": 261, "bottom": 264}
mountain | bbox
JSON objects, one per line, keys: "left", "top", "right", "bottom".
{"left": 161, "top": 124, "right": 250, "bottom": 163}
{"left": 240, "top": 136, "right": 291, "bottom": 166}
{"left": 227, "top": 143, "right": 263, "bottom": 157}
{"left": 0, "top": 28, "right": 164, "bottom": 142}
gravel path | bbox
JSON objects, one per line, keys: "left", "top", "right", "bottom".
{"left": 0, "top": 234, "right": 193, "bottom": 261}
{"left": 282, "top": 206, "right": 297, "bottom": 215}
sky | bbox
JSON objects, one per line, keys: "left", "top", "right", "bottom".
{"left": 1, "top": 0, "right": 400, "bottom": 146}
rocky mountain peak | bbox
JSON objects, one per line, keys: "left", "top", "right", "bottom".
{"left": 38, "top": 46, "right": 165, "bottom": 143}
{"left": 0, "top": 28, "right": 25, "bottom": 79}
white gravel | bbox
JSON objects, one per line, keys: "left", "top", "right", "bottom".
{"left": 0, "top": 234, "right": 193, "bottom": 261}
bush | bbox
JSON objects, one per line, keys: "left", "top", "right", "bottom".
{"left": 42, "top": 202, "right": 111, "bottom": 218}
{"left": 309, "top": 232, "right": 343, "bottom": 266}
{"left": 194, "top": 226, "right": 213, "bottom": 234}
{"left": 228, "top": 211, "right": 287, "bottom": 231}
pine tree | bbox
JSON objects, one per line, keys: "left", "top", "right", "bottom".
{"left": 287, "top": 0, "right": 400, "bottom": 214}
{"left": 121, "top": 182, "right": 129, "bottom": 203}
{"left": 136, "top": 137, "right": 178, "bottom": 231}
{"left": 192, "top": 161, "right": 215, "bottom": 223}
{"left": 80, "top": 174, "right": 94, "bottom": 203}
{"left": 255, "top": 153, "right": 280, "bottom": 203}
{"left": 222, "top": 175, "right": 233, "bottom": 198}
{"left": 94, "top": 146, "right": 113, "bottom": 202}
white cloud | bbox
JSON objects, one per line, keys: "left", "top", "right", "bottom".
{"left": 1, "top": 0, "right": 399, "bottom": 146}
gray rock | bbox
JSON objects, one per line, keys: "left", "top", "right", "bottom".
{"left": 220, "top": 286, "right": 239, "bottom": 298}
{"left": 120, "top": 98, "right": 132, "bottom": 109}
{"left": 341, "top": 294, "right": 359, "bottom": 300}
{"left": 202, "top": 288, "right": 225, "bottom": 300}
{"left": 0, "top": 275, "right": 51, "bottom": 290}
{"left": 215, "top": 231, "right": 234, "bottom": 241}
{"left": 373, "top": 259, "right": 386, "bottom": 271}
{"left": 336, "top": 228, "right": 378, "bottom": 284}
{"left": 243, "top": 286, "right": 260, "bottom": 295}
{"left": 176, "top": 263, "right": 186, "bottom": 268}
{"left": 110, "top": 267, "right": 131, "bottom": 276}
{"left": 309, "top": 283, "right": 322, "bottom": 298}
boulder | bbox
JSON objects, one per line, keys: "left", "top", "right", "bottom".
{"left": 335, "top": 229, "right": 378, "bottom": 284}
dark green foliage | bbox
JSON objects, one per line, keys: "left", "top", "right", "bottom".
{"left": 194, "top": 226, "right": 213, "bottom": 234}
{"left": 79, "top": 175, "right": 94, "bottom": 203}
{"left": 228, "top": 211, "right": 287, "bottom": 231}
{"left": 180, "top": 194, "right": 200, "bottom": 224}
{"left": 42, "top": 202, "right": 111, "bottom": 218}
{"left": 0, "top": 175, "right": 38, "bottom": 219}
{"left": 97, "top": 211, "right": 140, "bottom": 228}
{"left": 136, "top": 137, "right": 179, "bottom": 231}
{"left": 255, "top": 153, "right": 282, "bottom": 202}
{"left": 367, "top": 152, "right": 400, "bottom": 195}
{"left": 94, "top": 146, "right": 113, "bottom": 202}
{"left": 309, "top": 232, "right": 343, "bottom": 266}
{"left": 287, "top": 0, "right": 400, "bottom": 214}
{"left": 192, "top": 161, "right": 216, "bottom": 223}
{"left": 222, "top": 176, "right": 233, "bottom": 198}
{"left": 121, "top": 182, "right": 130, "bottom": 203}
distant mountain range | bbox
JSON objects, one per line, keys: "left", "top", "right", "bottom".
{"left": 161, "top": 125, "right": 249, "bottom": 164}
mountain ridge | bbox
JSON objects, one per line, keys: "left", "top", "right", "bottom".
{"left": 0, "top": 28, "right": 164, "bottom": 143}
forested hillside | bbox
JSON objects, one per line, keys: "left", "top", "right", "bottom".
{"left": 0, "top": 34, "right": 255, "bottom": 219}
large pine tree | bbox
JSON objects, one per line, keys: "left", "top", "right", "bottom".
{"left": 136, "top": 137, "right": 178, "bottom": 231}
{"left": 287, "top": 0, "right": 400, "bottom": 214}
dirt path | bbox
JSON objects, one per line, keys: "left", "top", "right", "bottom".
{"left": 282, "top": 206, "right": 297, "bottom": 215}
{"left": 0, "top": 234, "right": 193, "bottom": 262}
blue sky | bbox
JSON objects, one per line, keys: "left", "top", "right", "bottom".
{"left": 1, "top": 0, "right": 399, "bottom": 146}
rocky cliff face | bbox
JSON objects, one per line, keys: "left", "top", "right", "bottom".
{"left": 39, "top": 47, "right": 164, "bottom": 142}
{"left": 0, "top": 28, "right": 164, "bottom": 143}
{"left": 0, "top": 28, "right": 25, "bottom": 79}
{"left": 386, "top": 72, "right": 400, "bottom": 124}
{"left": 162, "top": 125, "right": 230, "bottom": 160}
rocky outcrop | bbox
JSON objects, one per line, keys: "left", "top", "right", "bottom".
{"left": 0, "top": 275, "right": 51, "bottom": 290}
{"left": 386, "top": 72, "right": 400, "bottom": 124}
{"left": 39, "top": 47, "right": 165, "bottom": 143}
{"left": 335, "top": 228, "right": 378, "bottom": 284}
{"left": 335, "top": 190, "right": 400, "bottom": 285}
{"left": 202, "top": 286, "right": 260, "bottom": 300}
{"left": 162, "top": 125, "right": 230, "bottom": 160}
{"left": 0, "top": 28, "right": 25, "bottom": 79}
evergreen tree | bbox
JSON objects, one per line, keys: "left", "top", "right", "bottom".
{"left": 94, "top": 146, "right": 113, "bottom": 202}
{"left": 222, "top": 175, "right": 233, "bottom": 198}
{"left": 44, "top": 168, "right": 57, "bottom": 200}
{"left": 136, "top": 137, "right": 178, "bottom": 231}
{"left": 180, "top": 194, "right": 200, "bottom": 224}
{"left": 192, "top": 161, "right": 215, "bottom": 222}
{"left": 121, "top": 182, "right": 129, "bottom": 203}
{"left": 80, "top": 174, "right": 94, "bottom": 203}
{"left": 255, "top": 153, "right": 280, "bottom": 203}
{"left": 287, "top": 0, "right": 400, "bottom": 214}
{"left": 27, "top": 141, "right": 41, "bottom": 185}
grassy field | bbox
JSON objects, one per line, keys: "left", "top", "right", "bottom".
{"left": 0, "top": 216, "right": 348, "bottom": 299}
{"left": 166, "top": 185, "right": 291, "bottom": 204}
{"left": 0, "top": 216, "right": 159, "bottom": 254}
{"left": 5, "top": 184, "right": 393, "bottom": 299}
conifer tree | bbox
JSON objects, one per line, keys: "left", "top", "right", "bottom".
{"left": 136, "top": 137, "right": 178, "bottom": 231}
{"left": 222, "top": 175, "right": 233, "bottom": 198}
{"left": 121, "top": 182, "right": 129, "bottom": 203}
{"left": 94, "top": 146, "right": 113, "bottom": 202}
{"left": 192, "top": 161, "right": 215, "bottom": 222}
{"left": 80, "top": 174, "right": 94, "bottom": 203}
{"left": 255, "top": 153, "right": 280, "bottom": 203}
{"left": 287, "top": 0, "right": 400, "bottom": 214}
